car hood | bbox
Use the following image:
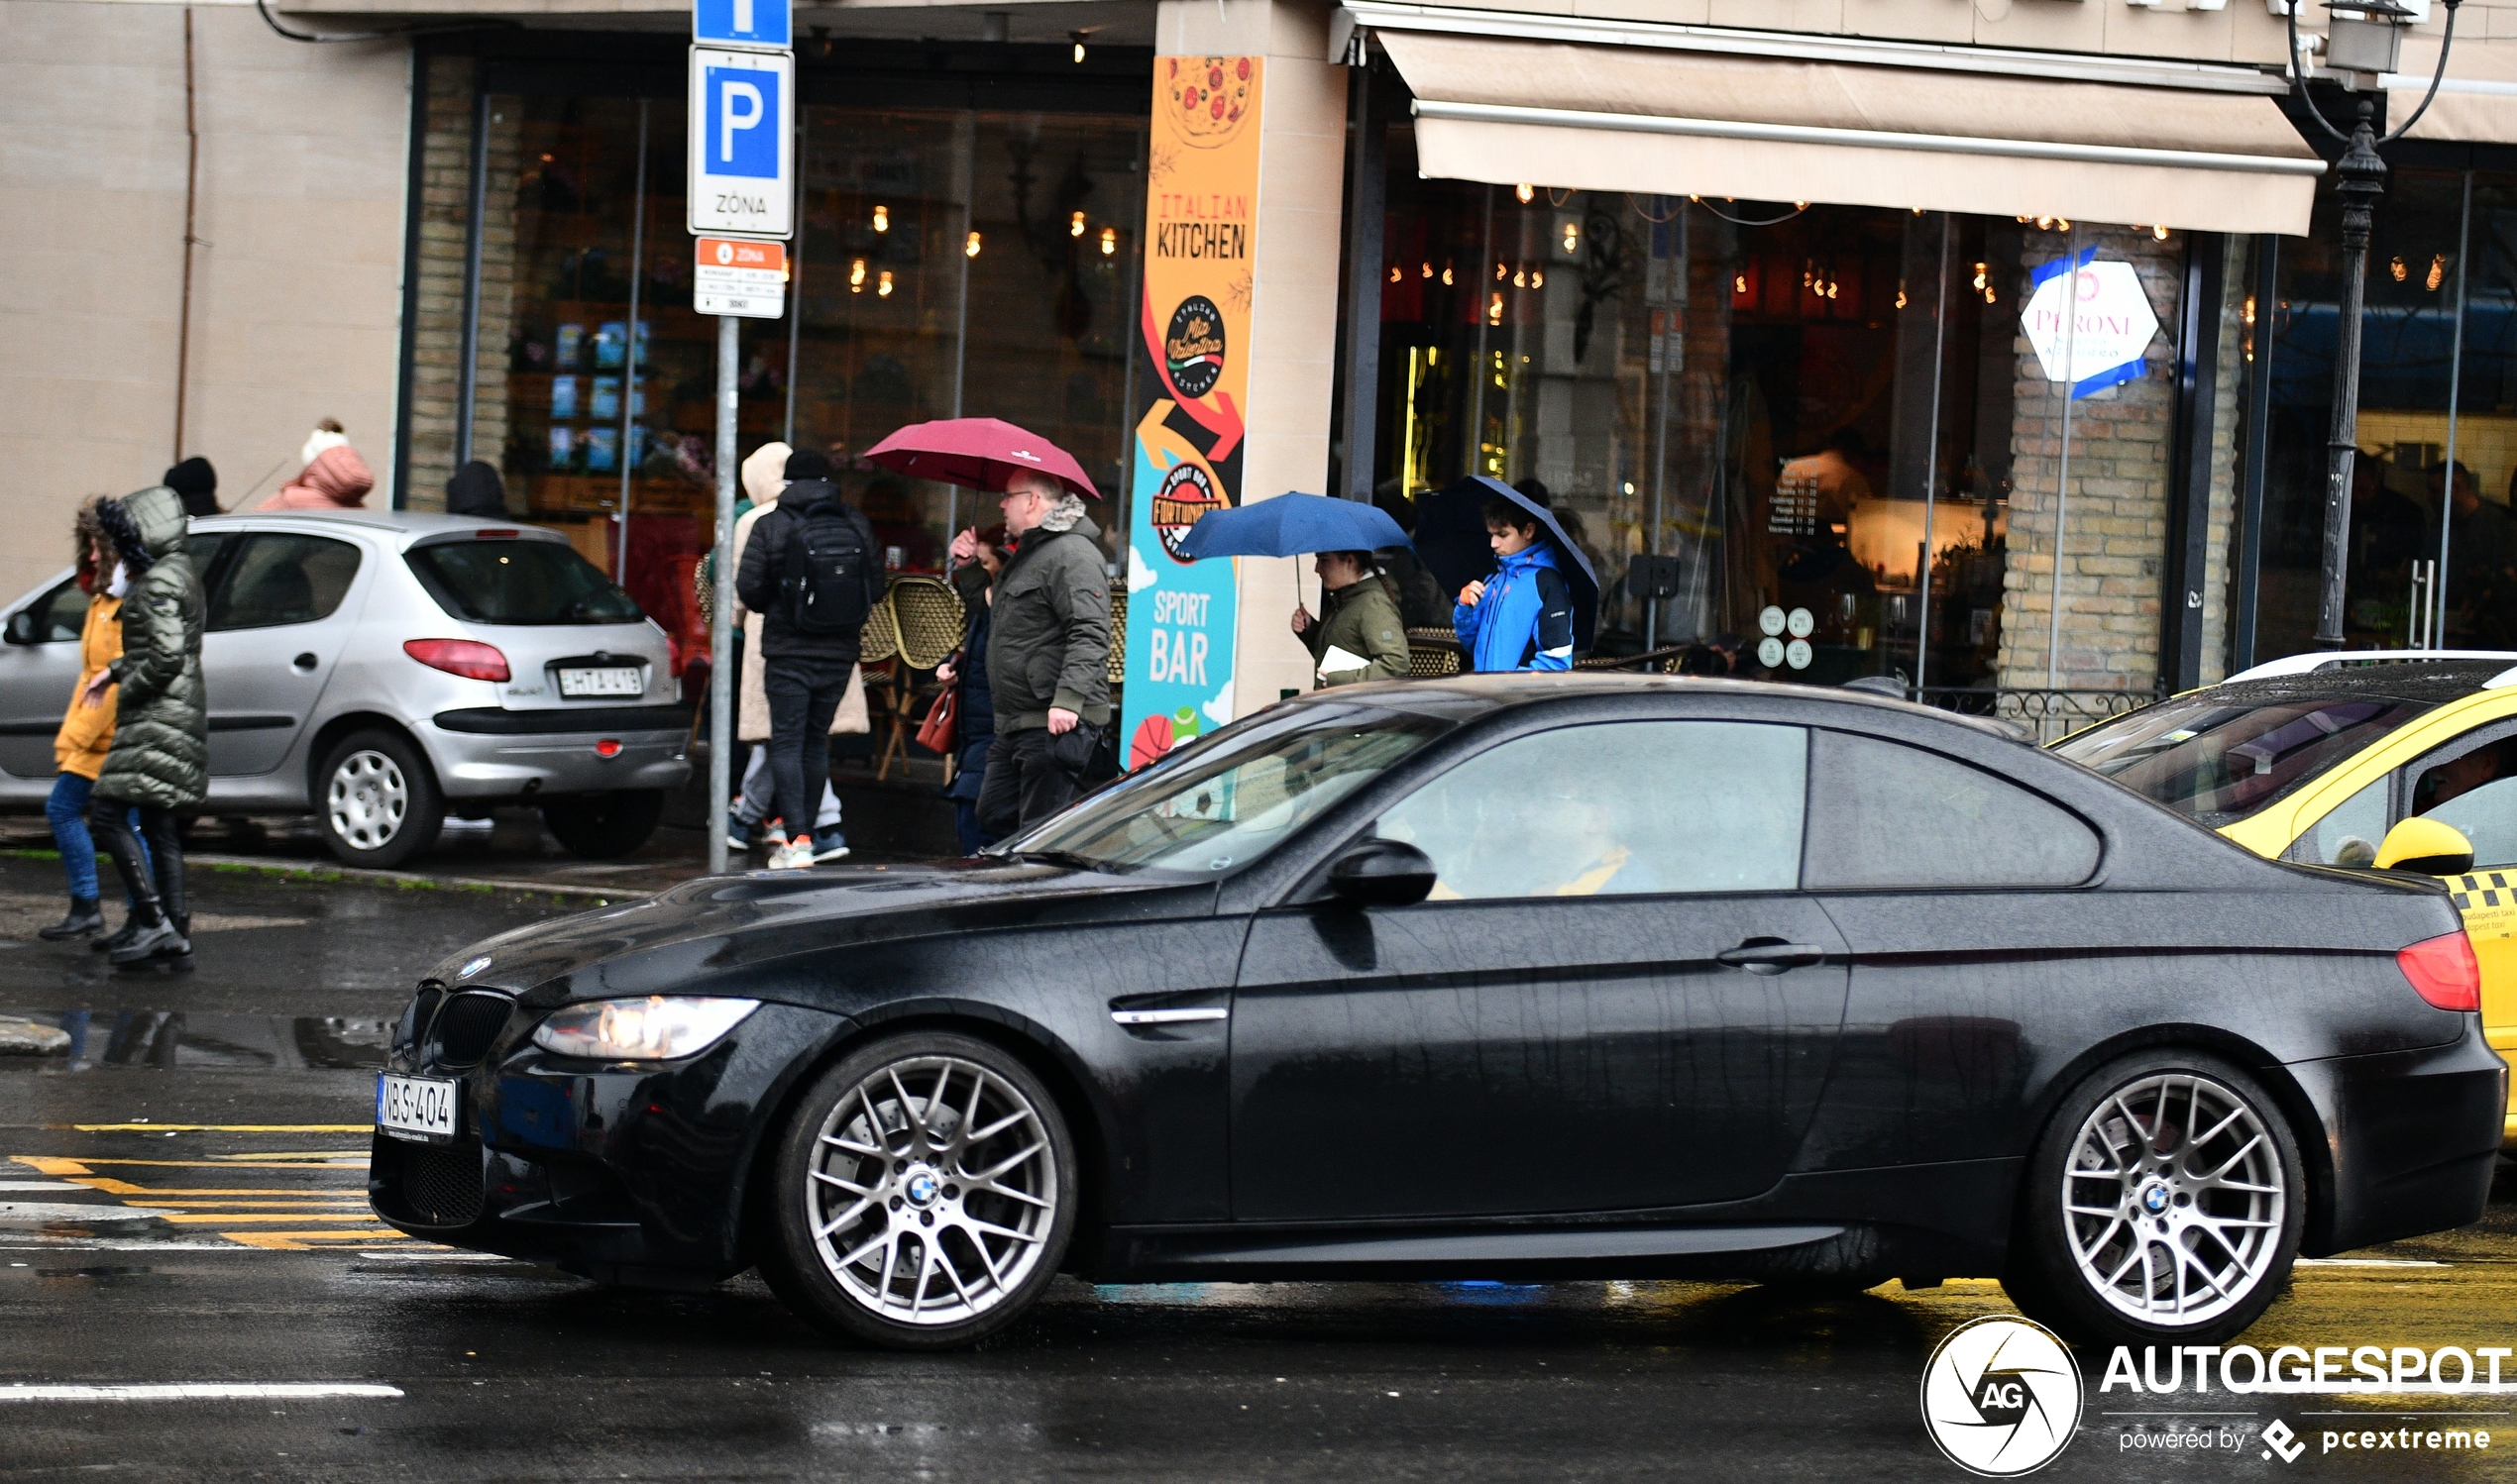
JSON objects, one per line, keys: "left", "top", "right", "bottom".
{"left": 423, "top": 859, "right": 1218, "bottom": 1003}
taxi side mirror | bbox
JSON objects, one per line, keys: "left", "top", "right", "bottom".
{"left": 2374, "top": 817, "right": 2475, "bottom": 877}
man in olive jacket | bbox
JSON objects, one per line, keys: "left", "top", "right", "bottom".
{"left": 1291, "top": 551, "right": 1409, "bottom": 687}
{"left": 977, "top": 474, "right": 1111, "bottom": 836}
{"left": 79, "top": 485, "right": 206, "bottom": 967}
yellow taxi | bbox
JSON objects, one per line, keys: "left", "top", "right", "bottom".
{"left": 2053, "top": 651, "right": 2517, "bottom": 1150}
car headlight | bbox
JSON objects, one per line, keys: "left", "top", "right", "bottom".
{"left": 530, "top": 997, "right": 759, "bottom": 1060}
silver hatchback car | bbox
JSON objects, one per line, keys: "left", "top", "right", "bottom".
{"left": 0, "top": 510, "right": 691, "bottom": 868}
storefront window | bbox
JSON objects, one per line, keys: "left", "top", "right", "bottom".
{"left": 1372, "top": 135, "right": 2017, "bottom": 688}
{"left": 464, "top": 82, "right": 1144, "bottom": 676}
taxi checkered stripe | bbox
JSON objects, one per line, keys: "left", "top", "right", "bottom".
{"left": 2453, "top": 872, "right": 2513, "bottom": 910}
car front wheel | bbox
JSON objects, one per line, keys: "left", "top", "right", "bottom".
{"left": 2005, "top": 1050, "right": 2304, "bottom": 1347}
{"left": 316, "top": 729, "right": 443, "bottom": 869}
{"left": 762, "top": 1031, "right": 1076, "bottom": 1349}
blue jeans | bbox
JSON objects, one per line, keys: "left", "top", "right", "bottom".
{"left": 48, "top": 773, "right": 145, "bottom": 905}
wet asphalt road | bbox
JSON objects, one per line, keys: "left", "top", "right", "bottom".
{"left": 2, "top": 858, "right": 2515, "bottom": 1481}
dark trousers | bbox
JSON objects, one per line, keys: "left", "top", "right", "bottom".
{"left": 762, "top": 656, "right": 853, "bottom": 843}
{"left": 976, "top": 723, "right": 1100, "bottom": 839}
{"left": 90, "top": 795, "right": 183, "bottom": 929}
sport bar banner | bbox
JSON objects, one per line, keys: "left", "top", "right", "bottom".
{"left": 1120, "top": 55, "right": 1260, "bottom": 770}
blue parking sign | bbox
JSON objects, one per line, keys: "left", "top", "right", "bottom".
{"left": 693, "top": 0, "right": 789, "bottom": 50}
{"left": 706, "top": 65, "right": 780, "bottom": 176}
{"left": 688, "top": 47, "right": 792, "bottom": 238}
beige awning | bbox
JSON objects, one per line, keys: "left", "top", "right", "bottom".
{"left": 1379, "top": 31, "right": 2324, "bottom": 236}
{"left": 2390, "top": 38, "right": 2517, "bottom": 146}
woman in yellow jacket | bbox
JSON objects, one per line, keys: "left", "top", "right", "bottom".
{"left": 40, "top": 499, "right": 147, "bottom": 941}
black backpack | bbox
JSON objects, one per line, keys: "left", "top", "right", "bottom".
{"left": 782, "top": 499, "right": 873, "bottom": 635}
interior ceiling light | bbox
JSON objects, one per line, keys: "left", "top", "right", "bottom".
{"left": 965, "top": 231, "right": 983, "bottom": 258}
{"left": 1515, "top": 183, "right": 1535, "bottom": 204}
{"left": 873, "top": 204, "right": 889, "bottom": 233}
{"left": 1070, "top": 211, "right": 1086, "bottom": 238}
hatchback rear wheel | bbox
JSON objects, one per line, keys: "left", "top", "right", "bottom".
{"left": 762, "top": 1032, "right": 1076, "bottom": 1349}
{"left": 316, "top": 729, "right": 442, "bottom": 869}
{"left": 2005, "top": 1050, "right": 2303, "bottom": 1347}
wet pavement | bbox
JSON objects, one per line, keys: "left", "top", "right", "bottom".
{"left": 0, "top": 859, "right": 2514, "bottom": 1480}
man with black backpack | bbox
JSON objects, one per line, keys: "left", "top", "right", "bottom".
{"left": 735, "top": 449, "right": 883, "bottom": 871}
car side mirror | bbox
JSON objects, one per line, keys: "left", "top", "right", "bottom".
{"left": 2, "top": 610, "right": 37, "bottom": 646}
{"left": 1326, "top": 838, "right": 1437, "bottom": 908}
{"left": 2374, "top": 817, "right": 2475, "bottom": 877}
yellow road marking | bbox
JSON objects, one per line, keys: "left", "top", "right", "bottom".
{"left": 221, "top": 1229, "right": 408, "bottom": 1250}
{"left": 127, "top": 1202, "right": 369, "bottom": 1212}
{"left": 64, "top": 1124, "right": 372, "bottom": 1133}
{"left": 150, "top": 1213, "right": 385, "bottom": 1225}
{"left": 13, "top": 1158, "right": 362, "bottom": 1172}
{"left": 42, "top": 1181, "right": 362, "bottom": 1198}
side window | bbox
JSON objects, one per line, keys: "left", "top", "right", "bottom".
{"left": 1803, "top": 731, "right": 2100, "bottom": 889}
{"left": 2411, "top": 731, "right": 2517, "bottom": 871}
{"left": 24, "top": 580, "right": 87, "bottom": 642}
{"left": 1375, "top": 721, "right": 1807, "bottom": 900}
{"left": 2289, "top": 773, "right": 2390, "bottom": 867}
{"left": 207, "top": 535, "right": 362, "bottom": 632}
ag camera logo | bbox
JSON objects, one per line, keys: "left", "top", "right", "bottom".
{"left": 1920, "top": 1316, "right": 2084, "bottom": 1476}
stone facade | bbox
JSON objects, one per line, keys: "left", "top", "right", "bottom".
{"left": 404, "top": 57, "right": 516, "bottom": 513}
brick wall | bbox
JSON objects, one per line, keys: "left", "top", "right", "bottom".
{"left": 1996, "top": 225, "right": 2184, "bottom": 695}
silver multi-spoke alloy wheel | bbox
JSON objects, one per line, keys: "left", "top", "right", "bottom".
{"left": 804, "top": 1052, "right": 1060, "bottom": 1329}
{"left": 328, "top": 749, "right": 408, "bottom": 851}
{"left": 2060, "top": 1072, "right": 2286, "bottom": 1329}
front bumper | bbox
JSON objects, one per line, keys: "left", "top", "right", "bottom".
{"left": 370, "top": 1000, "right": 847, "bottom": 1281}
{"left": 2295, "top": 1024, "right": 2509, "bottom": 1256}
{"left": 421, "top": 708, "right": 692, "bottom": 799}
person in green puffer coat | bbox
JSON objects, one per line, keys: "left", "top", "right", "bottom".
{"left": 79, "top": 485, "right": 206, "bottom": 968}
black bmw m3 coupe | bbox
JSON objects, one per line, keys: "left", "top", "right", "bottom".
{"left": 372, "top": 676, "right": 2507, "bottom": 1349}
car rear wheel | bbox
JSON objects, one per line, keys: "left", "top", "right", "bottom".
{"left": 762, "top": 1031, "right": 1075, "bottom": 1349}
{"left": 539, "top": 790, "right": 663, "bottom": 860}
{"left": 316, "top": 729, "right": 442, "bottom": 869}
{"left": 2005, "top": 1050, "right": 2304, "bottom": 1347}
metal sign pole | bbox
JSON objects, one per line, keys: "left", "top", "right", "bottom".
{"left": 710, "top": 313, "right": 738, "bottom": 876}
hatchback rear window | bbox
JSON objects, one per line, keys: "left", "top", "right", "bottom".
{"left": 2052, "top": 693, "right": 2435, "bottom": 826}
{"left": 406, "top": 541, "right": 642, "bottom": 626}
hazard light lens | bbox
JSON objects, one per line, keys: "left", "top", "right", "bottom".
{"left": 2398, "top": 931, "right": 2481, "bottom": 1012}
{"left": 403, "top": 638, "right": 510, "bottom": 683}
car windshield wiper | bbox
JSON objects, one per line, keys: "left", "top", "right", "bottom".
{"left": 1004, "top": 848, "right": 1117, "bottom": 873}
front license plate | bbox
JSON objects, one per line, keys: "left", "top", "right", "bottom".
{"left": 377, "top": 1074, "right": 459, "bottom": 1143}
{"left": 558, "top": 666, "right": 642, "bottom": 698}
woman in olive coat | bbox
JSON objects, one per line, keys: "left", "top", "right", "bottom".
{"left": 79, "top": 485, "right": 206, "bottom": 968}
{"left": 1290, "top": 550, "right": 1409, "bottom": 687}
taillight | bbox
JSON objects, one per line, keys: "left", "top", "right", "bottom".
{"left": 403, "top": 638, "right": 510, "bottom": 683}
{"left": 2398, "top": 931, "right": 2481, "bottom": 1012}
{"left": 594, "top": 739, "right": 622, "bottom": 758}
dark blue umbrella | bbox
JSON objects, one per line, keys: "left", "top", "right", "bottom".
{"left": 1174, "top": 491, "right": 1411, "bottom": 559}
{"left": 1413, "top": 476, "right": 1599, "bottom": 651}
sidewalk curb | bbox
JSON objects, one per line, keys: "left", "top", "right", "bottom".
{"left": 0, "top": 847, "right": 664, "bottom": 905}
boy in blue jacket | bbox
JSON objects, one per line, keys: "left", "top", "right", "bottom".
{"left": 1454, "top": 496, "right": 1575, "bottom": 672}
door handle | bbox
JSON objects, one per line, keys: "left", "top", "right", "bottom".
{"left": 1713, "top": 940, "right": 1829, "bottom": 975}
{"left": 292, "top": 652, "right": 318, "bottom": 672}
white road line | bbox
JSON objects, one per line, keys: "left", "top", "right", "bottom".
{"left": 351, "top": 1250, "right": 517, "bottom": 1262}
{"left": 2294, "top": 1257, "right": 2451, "bottom": 1268}
{"left": 0, "top": 1384, "right": 403, "bottom": 1403}
{"left": 0, "top": 1182, "right": 80, "bottom": 1191}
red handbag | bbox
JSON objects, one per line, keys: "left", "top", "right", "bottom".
{"left": 916, "top": 686, "right": 959, "bottom": 755}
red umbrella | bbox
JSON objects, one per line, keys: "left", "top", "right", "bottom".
{"left": 862, "top": 418, "right": 1100, "bottom": 500}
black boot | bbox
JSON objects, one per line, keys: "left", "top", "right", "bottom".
{"left": 109, "top": 918, "right": 189, "bottom": 968}
{"left": 39, "top": 898, "right": 102, "bottom": 940}
{"left": 92, "top": 915, "right": 145, "bottom": 954}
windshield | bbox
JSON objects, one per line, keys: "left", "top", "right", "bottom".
{"left": 2052, "top": 692, "right": 2437, "bottom": 826}
{"left": 998, "top": 703, "right": 1453, "bottom": 879}
{"left": 406, "top": 540, "right": 643, "bottom": 625}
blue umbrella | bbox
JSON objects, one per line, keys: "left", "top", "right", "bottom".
{"left": 1414, "top": 476, "right": 1599, "bottom": 652}
{"left": 1174, "top": 491, "right": 1411, "bottom": 560}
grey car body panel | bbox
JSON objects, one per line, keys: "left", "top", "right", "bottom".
{"left": 0, "top": 511, "right": 689, "bottom": 813}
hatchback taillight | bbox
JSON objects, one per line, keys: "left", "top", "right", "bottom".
{"left": 403, "top": 638, "right": 510, "bottom": 683}
{"left": 2398, "top": 931, "right": 2482, "bottom": 1012}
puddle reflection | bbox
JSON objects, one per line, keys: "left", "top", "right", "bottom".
{"left": 9, "top": 1010, "right": 390, "bottom": 1071}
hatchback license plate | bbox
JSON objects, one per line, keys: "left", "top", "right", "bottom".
{"left": 558, "top": 666, "right": 641, "bottom": 697}
{"left": 377, "top": 1074, "right": 459, "bottom": 1143}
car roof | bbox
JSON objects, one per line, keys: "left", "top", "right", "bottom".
{"left": 2164, "top": 659, "right": 2515, "bottom": 711}
{"left": 189, "top": 510, "right": 567, "bottom": 546}
{"left": 1310, "top": 672, "right": 2024, "bottom": 740}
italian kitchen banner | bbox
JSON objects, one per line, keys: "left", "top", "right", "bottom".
{"left": 1121, "top": 54, "right": 1259, "bottom": 769}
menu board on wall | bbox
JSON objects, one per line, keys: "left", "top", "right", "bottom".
{"left": 1120, "top": 54, "right": 1261, "bottom": 770}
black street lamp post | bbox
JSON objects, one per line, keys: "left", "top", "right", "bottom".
{"left": 2295, "top": 0, "right": 2463, "bottom": 649}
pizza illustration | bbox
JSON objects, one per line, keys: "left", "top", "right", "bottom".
{"left": 1163, "top": 55, "right": 1255, "bottom": 148}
